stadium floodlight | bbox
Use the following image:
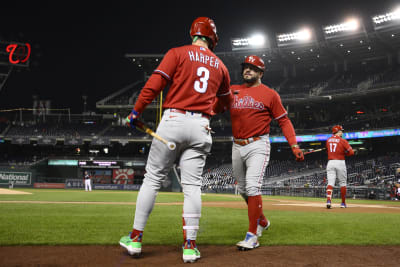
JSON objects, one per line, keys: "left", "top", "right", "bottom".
{"left": 277, "top": 28, "right": 311, "bottom": 42}
{"left": 324, "top": 18, "right": 359, "bottom": 34}
{"left": 323, "top": 18, "right": 364, "bottom": 39}
{"left": 231, "top": 33, "right": 269, "bottom": 51}
{"left": 276, "top": 28, "right": 314, "bottom": 47}
{"left": 372, "top": 7, "right": 400, "bottom": 30}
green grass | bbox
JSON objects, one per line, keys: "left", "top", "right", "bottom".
{"left": 0, "top": 189, "right": 399, "bottom": 246}
{"left": 0, "top": 189, "right": 244, "bottom": 203}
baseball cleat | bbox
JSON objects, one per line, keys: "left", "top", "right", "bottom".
{"left": 340, "top": 203, "right": 347, "bottom": 208}
{"left": 256, "top": 219, "right": 271, "bottom": 237}
{"left": 326, "top": 200, "right": 331, "bottom": 209}
{"left": 182, "top": 239, "right": 200, "bottom": 263}
{"left": 119, "top": 234, "right": 142, "bottom": 257}
{"left": 236, "top": 232, "right": 260, "bottom": 251}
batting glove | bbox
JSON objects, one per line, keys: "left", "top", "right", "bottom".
{"left": 125, "top": 110, "right": 139, "bottom": 128}
{"left": 291, "top": 144, "right": 304, "bottom": 162}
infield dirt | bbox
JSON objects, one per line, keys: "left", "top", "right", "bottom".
{"left": 1, "top": 198, "right": 400, "bottom": 266}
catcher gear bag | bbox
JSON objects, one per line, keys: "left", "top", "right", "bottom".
{"left": 190, "top": 17, "right": 218, "bottom": 51}
{"left": 332, "top": 125, "right": 344, "bottom": 134}
{"left": 241, "top": 55, "right": 265, "bottom": 72}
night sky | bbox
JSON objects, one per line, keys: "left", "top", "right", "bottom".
{"left": 0, "top": 0, "right": 398, "bottom": 113}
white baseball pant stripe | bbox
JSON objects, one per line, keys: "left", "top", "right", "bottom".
{"left": 326, "top": 160, "right": 347, "bottom": 187}
{"left": 232, "top": 134, "right": 270, "bottom": 197}
{"left": 133, "top": 109, "right": 212, "bottom": 241}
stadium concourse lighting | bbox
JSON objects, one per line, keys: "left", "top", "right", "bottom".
{"left": 276, "top": 28, "right": 314, "bottom": 47}
{"left": 323, "top": 18, "right": 363, "bottom": 39}
{"left": 372, "top": 7, "right": 400, "bottom": 29}
{"left": 230, "top": 34, "right": 268, "bottom": 51}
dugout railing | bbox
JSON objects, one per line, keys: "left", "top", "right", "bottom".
{"left": 201, "top": 185, "right": 394, "bottom": 200}
{"left": 261, "top": 186, "right": 391, "bottom": 200}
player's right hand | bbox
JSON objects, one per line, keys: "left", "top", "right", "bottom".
{"left": 125, "top": 110, "right": 139, "bottom": 128}
{"left": 291, "top": 144, "right": 304, "bottom": 162}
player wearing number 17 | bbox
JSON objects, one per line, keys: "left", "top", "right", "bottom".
{"left": 120, "top": 17, "right": 231, "bottom": 263}
{"left": 325, "top": 125, "right": 354, "bottom": 209}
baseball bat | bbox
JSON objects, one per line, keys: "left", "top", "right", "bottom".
{"left": 303, "top": 148, "right": 326, "bottom": 155}
{"left": 126, "top": 118, "right": 176, "bottom": 150}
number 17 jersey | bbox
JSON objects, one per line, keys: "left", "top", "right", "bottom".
{"left": 326, "top": 135, "right": 353, "bottom": 160}
{"left": 155, "top": 45, "right": 230, "bottom": 115}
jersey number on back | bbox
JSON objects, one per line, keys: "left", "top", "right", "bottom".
{"left": 329, "top": 143, "right": 337, "bottom": 153}
{"left": 194, "top": 67, "right": 210, "bottom": 93}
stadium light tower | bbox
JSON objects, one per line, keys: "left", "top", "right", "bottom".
{"left": 276, "top": 27, "right": 315, "bottom": 47}
{"left": 372, "top": 7, "right": 400, "bottom": 30}
{"left": 323, "top": 17, "right": 365, "bottom": 39}
{"left": 230, "top": 33, "right": 269, "bottom": 51}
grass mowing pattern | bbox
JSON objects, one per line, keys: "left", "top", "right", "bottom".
{"left": 0, "top": 189, "right": 399, "bottom": 246}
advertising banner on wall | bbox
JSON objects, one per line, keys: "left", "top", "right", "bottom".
{"left": 34, "top": 183, "right": 65, "bottom": 189}
{"left": 90, "top": 137, "right": 110, "bottom": 146}
{"left": 113, "top": 169, "right": 134, "bottom": 184}
{"left": 64, "top": 137, "right": 83, "bottom": 145}
{"left": 0, "top": 171, "right": 32, "bottom": 185}
{"left": 65, "top": 179, "right": 84, "bottom": 189}
{"left": 11, "top": 137, "right": 30, "bottom": 145}
{"left": 37, "top": 137, "right": 57, "bottom": 145}
{"left": 64, "top": 178, "right": 140, "bottom": 190}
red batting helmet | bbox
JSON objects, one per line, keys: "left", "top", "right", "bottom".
{"left": 332, "top": 125, "right": 344, "bottom": 134}
{"left": 241, "top": 55, "right": 265, "bottom": 72}
{"left": 190, "top": 17, "right": 218, "bottom": 51}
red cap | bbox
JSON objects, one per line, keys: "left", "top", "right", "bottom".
{"left": 190, "top": 17, "right": 218, "bottom": 50}
{"left": 241, "top": 55, "right": 265, "bottom": 72}
{"left": 332, "top": 125, "right": 344, "bottom": 134}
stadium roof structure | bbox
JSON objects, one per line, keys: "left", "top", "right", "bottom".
{"left": 125, "top": 23, "right": 400, "bottom": 71}
{"left": 114, "top": 9, "right": 400, "bottom": 109}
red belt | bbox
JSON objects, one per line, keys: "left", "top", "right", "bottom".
{"left": 169, "top": 109, "right": 210, "bottom": 119}
{"left": 234, "top": 136, "right": 261, "bottom": 146}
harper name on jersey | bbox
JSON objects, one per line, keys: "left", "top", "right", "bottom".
{"left": 188, "top": 50, "right": 219, "bottom": 69}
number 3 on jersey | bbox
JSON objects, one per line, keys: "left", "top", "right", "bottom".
{"left": 329, "top": 143, "right": 337, "bottom": 152}
{"left": 194, "top": 67, "right": 209, "bottom": 93}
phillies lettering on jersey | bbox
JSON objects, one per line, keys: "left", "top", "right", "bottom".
{"left": 232, "top": 95, "right": 264, "bottom": 110}
{"left": 134, "top": 44, "right": 230, "bottom": 115}
{"left": 326, "top": 135, "right": 353, "bottom": 160}
{"left": 230, "top": 84, "right": 287, "bottom": 139}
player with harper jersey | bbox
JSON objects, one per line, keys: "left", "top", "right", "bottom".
{"left": 119, "top": 17, "right": 231, "bottom": 263}
{"left": 325, "top": 125, "right": 354, "bottom": 209}
{"left": 214, "top": 55, "right": 304, "bottom": 250}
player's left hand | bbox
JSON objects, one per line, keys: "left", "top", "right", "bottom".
{"left": 291, "top": 145, "right": 304, "bottom": 162}
{"left": 125, "top": 110, "right": 139, "bottom": 128}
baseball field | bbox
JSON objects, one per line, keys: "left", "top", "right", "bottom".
{"left": 1, "top": 188, "right": 400, "bottom": 266}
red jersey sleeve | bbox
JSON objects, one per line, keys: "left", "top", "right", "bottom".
{"left": 217, "top": 67, "right": 231, "bottom": 96}
{"left": 153, "top": 49, "right": 178, "bottom": 81}
{"left": 133, "top": 74, "right": 168, "bottom": 114}
{"left": 133, "top": 49, "right": 177, "bottom": 113}
{"left": 341, "top": 139, "right": 354, "bottom": 156}
{"left": 270, "top": 91, "right": 288, "bottom": 119}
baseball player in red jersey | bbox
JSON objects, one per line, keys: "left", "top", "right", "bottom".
{"left": 119, "top": 17, "right": 231, "bottom": 263}
{"left": 325, "top": 125, "right": 354, "bottom": 209}
{"left": 214, "top": 55, "right": 304, "bottom": 250}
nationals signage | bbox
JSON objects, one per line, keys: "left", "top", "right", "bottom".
{"left": 0, "top": 171, "right": 32, "bottom": 185}
{"left": 5, "top": 43, "right": 31, "bottom": 65}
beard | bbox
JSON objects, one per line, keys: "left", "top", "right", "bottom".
{"left": 243, "top": 76, "right": 258, "bottom": 84}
